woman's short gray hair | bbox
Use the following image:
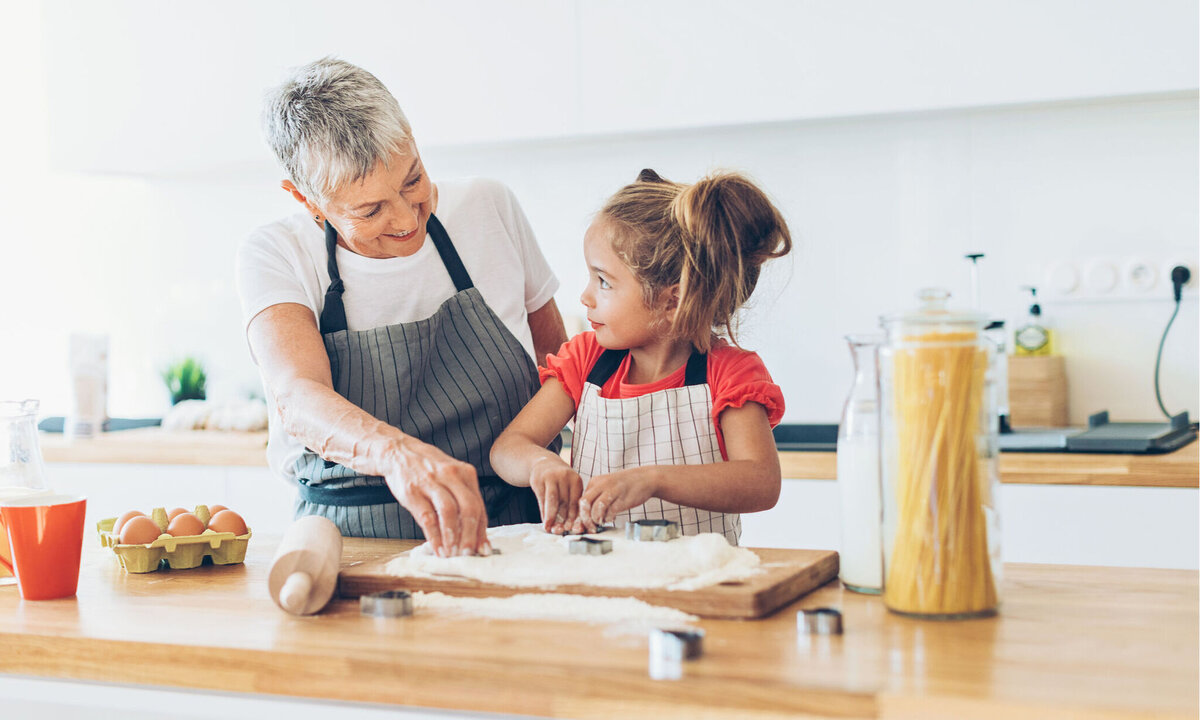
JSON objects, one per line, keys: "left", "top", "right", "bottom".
{"left": 263, "top": 57, "right": 412, "bottom": 205}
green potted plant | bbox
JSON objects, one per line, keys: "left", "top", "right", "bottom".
{"left": 162, "top": 357, "right": 207, "bottom": 405}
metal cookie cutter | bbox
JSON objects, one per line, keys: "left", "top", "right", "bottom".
{"left": 626, "top": 518, "right": 681, "bottom": 542}
{"left": 650, "top": 627, "right": 705, "bottom": 660}
{"left": 360, "top": 589, "right": 414, "bottom": 618}
{"left": 648, "top": 627, "right": 704, "bottom": 680}
{"left": 568, "top": 537, "right": 613, "bottom": 555}
{"left": 797, "top": 607, "right": 843, "bottom": 635}
{"left": 566, "top": 524, "right": 615, "bottom": 537}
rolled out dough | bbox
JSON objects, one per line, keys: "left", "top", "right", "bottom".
{"left": 384, "top": 523, "right": 761, "bottom": 591}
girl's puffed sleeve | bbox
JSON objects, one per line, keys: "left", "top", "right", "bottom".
{"left": 537, "top": 332, "right": 605, "bottom": 410}
{"left": 707, "top": 345, "right": 785, "bottom": 427}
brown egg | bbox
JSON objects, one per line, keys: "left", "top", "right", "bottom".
{"left": 167, "top": 507, "right": 190, "bottom": 522}
{"left": 113, "top": 510, "right": 146, "bottom": 536}
{"left": 119, "top": 515, "right": 163, "bottom": 545}
{"left": 207, "top": 509, "right": 247, "bottom": 536}
{"left": 208, "top": 504, "right": 228, "bottom": 516}
{"left": 166, "top": 512, "right": 206, "bottom": 537}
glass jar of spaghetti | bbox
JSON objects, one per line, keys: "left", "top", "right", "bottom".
{"left": 879, "top": 288, "right": 1001, "bottom": 619}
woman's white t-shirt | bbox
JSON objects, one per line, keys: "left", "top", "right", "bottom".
{"left": 235, "top": 177, "right": 559, "bottom": 482}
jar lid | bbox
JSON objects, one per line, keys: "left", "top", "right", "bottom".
{"left": 880, "top": 288, "right": 987, "bottom": 329}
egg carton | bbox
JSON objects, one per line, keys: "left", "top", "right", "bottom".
{"left": 96, "top": 506, "right": 251, "bottom": 573}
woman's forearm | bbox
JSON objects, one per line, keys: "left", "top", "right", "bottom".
{"left": 274, "top": 376, "right": 408, "bottom": 476}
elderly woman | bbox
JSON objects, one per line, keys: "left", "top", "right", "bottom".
{"left": 236, "top": 57, "right": 565, "bottom": 556}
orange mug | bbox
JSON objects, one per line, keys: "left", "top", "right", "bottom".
{"left": 0, "top": 494, "right": 87, "bottom": 600}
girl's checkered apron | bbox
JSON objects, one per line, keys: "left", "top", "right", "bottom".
{"left": 570, "top": 348, "right": 741, "bottom": 545}
{"left": 291, "top": 215, "right": 549, "bottom": 537}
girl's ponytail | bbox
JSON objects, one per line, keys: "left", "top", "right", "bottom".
{"left": 668, "top": 173, "right": 792, "bottom": 350}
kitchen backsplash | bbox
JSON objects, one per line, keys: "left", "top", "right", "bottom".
{"left": 1, "top": 95, "right": 1195, "bottom": 424}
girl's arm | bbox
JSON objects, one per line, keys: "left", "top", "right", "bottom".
{"left": 490, "top": 378, "right": 581, "bottom": 533}
{"left": 579, "top": 402, "right": 781, "bottom": 526}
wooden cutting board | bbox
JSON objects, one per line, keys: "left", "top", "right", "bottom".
{"left": 339, "top": 546, "right": 839, "bottom": 619}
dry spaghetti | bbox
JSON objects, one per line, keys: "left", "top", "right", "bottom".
{"left": 883, "top": 330, "right": 998, "bottom": 617}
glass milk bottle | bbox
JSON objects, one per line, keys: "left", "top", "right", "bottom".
{"left": 0, "top": 399, "right": 51, "bottom": 586}
{"left": 879, "top": 289, "right": 1002, "bottom": 619}
{"left": 836, "top": 335, "right": 883, "bottom": 594}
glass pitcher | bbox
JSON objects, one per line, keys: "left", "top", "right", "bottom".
{"left": 879, "top": 289, "right": 1002, "bottom": 619}
{"left": 836, "top": 334, "right": 883, "bottom": 594}
{"left": 0, "top": 400, "right": 50, "bottom": 586}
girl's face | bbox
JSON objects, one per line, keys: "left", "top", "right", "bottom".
{"left": 321, "top": 144, "right": 434, "bottom": 259}
{"left": 580, "top": 217, "right": 667, "bottom": 350}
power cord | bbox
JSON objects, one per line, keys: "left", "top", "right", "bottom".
{"left": 1154, "top": 265, "right": 1192, "bottom": 420}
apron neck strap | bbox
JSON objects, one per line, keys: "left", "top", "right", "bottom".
{"left": 319, "top": 219, "right": 348, "bottom": 334}
{"left": 683, "top": 349, "right": 708, "bottom": 386}
{"left": 318, "top": 213, "right": 475, "bottom": 335}
{"left": 426, "top": 214, "right": 474, "bottom": 293}
{"left": 585, "top": 348, "right": 708, "bottom": 387}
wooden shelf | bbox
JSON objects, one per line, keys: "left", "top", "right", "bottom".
{"left": 39, "top": 428, "right": 268, "bottom": 467}
{"left": 0, "top": 537, "right": 1194, "bottom": 719}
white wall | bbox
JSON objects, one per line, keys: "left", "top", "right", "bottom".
{"left": 0, "top": 0, "right": 1195, "bottom": 428}
{"left": 425, "top": 97, "right": 1200, "bottom": 425}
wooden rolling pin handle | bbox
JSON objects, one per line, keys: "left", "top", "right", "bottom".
{"left": 268, "top": 516, "right": 343, "bottom": 616}
{"left": 279, "top": 571, "right": 314, "bottom": 614}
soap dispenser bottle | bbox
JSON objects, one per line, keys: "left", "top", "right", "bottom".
{"left": 1014, "top": 287, "right": 1053, "bottom": 356}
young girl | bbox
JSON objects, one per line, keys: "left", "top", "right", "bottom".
{"left": 490, "top": 169, "right": 791, "bottom": 545}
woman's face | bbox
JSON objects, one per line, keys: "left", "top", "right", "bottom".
{"left": 321, "top": 144, "right": 434, "bottom": 259}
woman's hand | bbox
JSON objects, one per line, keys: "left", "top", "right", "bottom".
{"left": 578, "top": 467, "right": 659, "bottom": 529}
{"left": 384, "top": 438, "right": 490, "bottom": 558}
{"left": 529, "top": 456, "right": 583, "bottom": 534}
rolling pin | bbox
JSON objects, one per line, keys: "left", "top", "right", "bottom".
{"left": 268, "top": 516, "right": 343, "bottom": 615}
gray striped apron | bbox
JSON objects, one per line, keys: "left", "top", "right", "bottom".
{"left": 570, "top": 348, "right": 741, "bottom": 545}
{"left": 292, "top": 215, "right": 549, "bottom": 537}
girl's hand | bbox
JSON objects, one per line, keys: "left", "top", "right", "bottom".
{"left": 529, "top": 456, "right": 584, "bottom": 534}
{"left": 578, "top": 467, "right": 659, "bottom": 528}
{"left": 383, "top": 438, "right": 490, "bottom": 558}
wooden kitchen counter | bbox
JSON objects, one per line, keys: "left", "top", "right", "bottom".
{"left": 0, "top": 537, "right": 1195, "bottom": 719}
{"left": 39, "top": 428, "right": 1199, "bottom": 488}
{"left": 781, "top": 440, "right": 1198, "bottom": 488}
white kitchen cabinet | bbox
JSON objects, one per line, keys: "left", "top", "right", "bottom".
{"left": 38, "top": 0, "right": 580, "bottom": 176}
{"left": 574, "top": 1, "right": 1198, "bottom": 136}
{"left": 741, "top": 477, "right": 1200, "bottom": 570}
{"left": 36, "top": 0, "right": 1197, "bottom": 176}
{"left": 0, "top": 676, "right": 489, "bottom": 720}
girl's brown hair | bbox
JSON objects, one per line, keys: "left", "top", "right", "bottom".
{"left": 600, "top": 169, "right": 792, "bottom": 352}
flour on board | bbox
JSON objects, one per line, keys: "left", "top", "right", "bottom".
{"left": 383, "top": 523, "right": 762, "bottom": 591}
{"left": 411, "top": 591, "right": 700, "bottom": 625}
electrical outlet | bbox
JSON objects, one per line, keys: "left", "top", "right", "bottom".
{"left": 1043, "top": 257, "right": 1198, "bottom": 303}
{"left": 1082, "top": 258, "right": 1119, "bottom": 295}
{"left": 1046, "top": 262, "right": 1080, "bottom": 296}
{"left": 1163, "top": 260, "right": 1198, "bottom": 295}
{"left": 1124, "top": 258, "right": 1158, "bottom": 293}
